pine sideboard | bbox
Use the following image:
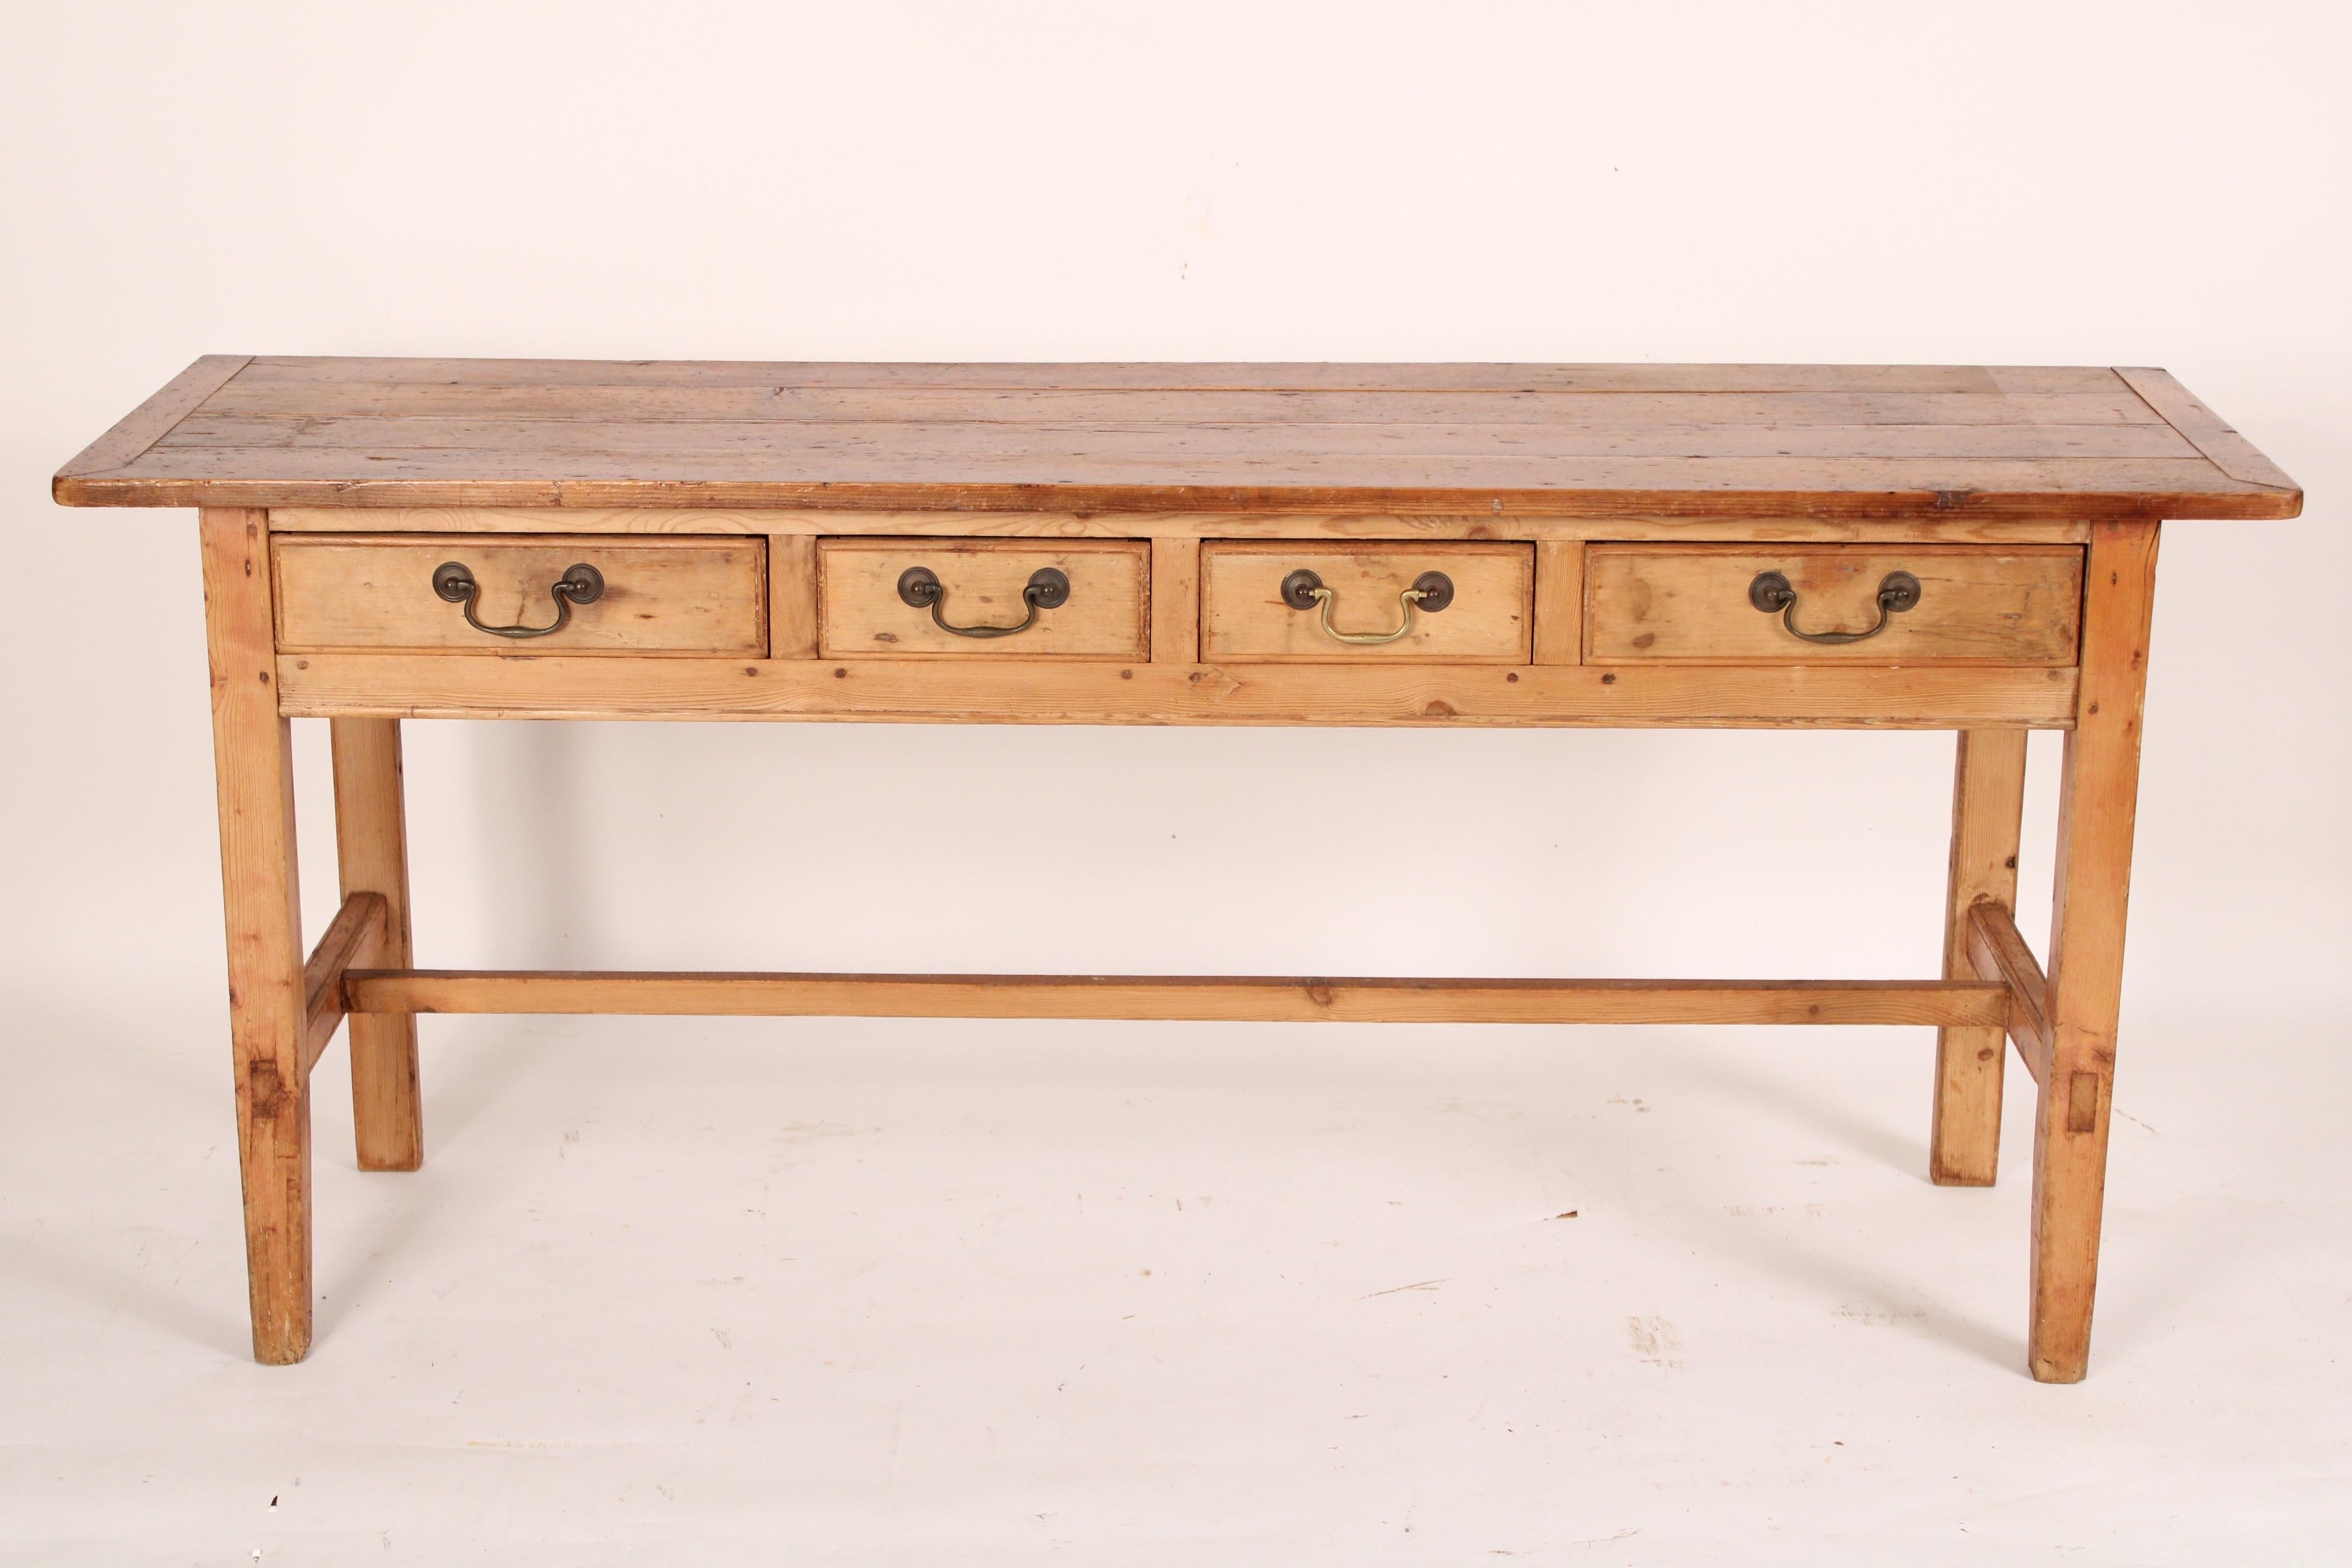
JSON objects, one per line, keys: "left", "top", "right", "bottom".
{"left": 55, "top": 357, "right": 2301, "bottom": 1378}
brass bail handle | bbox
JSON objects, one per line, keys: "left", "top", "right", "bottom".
{"left": 1748, "top": 569, "right": 1921, "bottom": 645}
{"left": 1282, "top": 569, "right": 1455, "bottom": 645}
{"left": 433, "top": 561, "right": 605, "bottom": 639}
{"left": 897, "top": 565, "right": 1071, "bottom": 638}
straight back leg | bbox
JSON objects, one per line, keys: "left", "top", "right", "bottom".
{"left": 200, "top": 508, "right": 313, "bottom": 1364}
{"left": 1932, "top": 729, "right": 2027, "bottom": 1185}
{"left": 331, "top": 718, "right": 423, "bottom": 1171}
{"left": 2030, "top": 518, "right": 2160, "bottom": 1383}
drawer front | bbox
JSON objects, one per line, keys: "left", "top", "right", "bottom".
{"left": 818, "top": 538, "right": 1149, "bottom": 658}
{"left": 1200, "top": 542, "right": 1533, "bottom": 662}
{"left": 274, "top": 535, "right": 766, "bottom": 655}
{"left": 1584, "top": 544, "right": 2084, "bottom": 665}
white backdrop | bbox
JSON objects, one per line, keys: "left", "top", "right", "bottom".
{"left": 3, "top": 4, "right": 2346, "bottom": 1562}
{"left": 6, "top": 0, "right": 2344, "bottom": 1008}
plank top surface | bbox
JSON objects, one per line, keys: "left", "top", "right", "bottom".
{"left": 54, "top": 357, "right": 2301, "bottom": 519}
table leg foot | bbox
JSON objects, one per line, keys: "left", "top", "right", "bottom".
{"left": 2027, "top": 1064, "right": 2109, "bottom": 1383}
{"left": 236, "top": 1059, "right": 313, "bottom": 1364}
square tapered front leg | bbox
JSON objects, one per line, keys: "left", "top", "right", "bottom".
{"left": 2028, "top": 519, "right": 2160, "bottom": 1383}
{"left": 200, "top": 508, "right": 313, "bottom": 1364}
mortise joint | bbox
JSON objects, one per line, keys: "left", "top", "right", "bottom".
{"left": 2067, "top": 1072, "right": 2100, "bottom": 1134}
{"left": 246, "top": 1060, "right": 288, "bottom": 1116}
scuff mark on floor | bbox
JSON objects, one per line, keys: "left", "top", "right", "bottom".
{"left": 1832, "top": 1304, "right": 1928, "bottom": 1326}
{"left": 1627, "top": 1317, "right": 1683, "bottom": 1368}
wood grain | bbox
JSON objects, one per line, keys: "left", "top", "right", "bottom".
{"left": 1199, "top": 542, "right": 1532, "bottom": 664}
{"left": 2029, "top": 518, "right": 2160, "bottom": 1383}
{"left": 64, "top": 449, "right": 2289, "bottom": 519}
{"left": 55, "top": 354, "right": 250, "bottom": 479}
{"left": 766, "top": 535, "right": 818, "bottom": 659}
{"left": 2114, "top": 368, "right": 2302, "bottom": 492}
{"left": 329, "top": 720, "right": 422, "bottom": 1169}
{"left": 1531, "top": 541, "right": 1585, "bottom": 665}
{"left": 263, "top": 507, "right": 2098, "bottom": 544}
{"left": 1931, "top": 731, "right": 2028, "bottom": 1185}
{"left": 218, "top": 360, "right": 2137, "bottom": 392}
{"left": 166, "top": 407, "right": 2198, "bottom": 448}
{"left": 199, "top": 507, "right": 313, "bottom": 1365}
{"left": 1150, "top": 537, "right": 1201, "bottom": 664}
{"left": 345, "top": 969, "right": 2008, "bottom": 1028}
{"left": 1968, "top": 900, "right": 2053, "bottom": 1085}
{"left": 273, "top": 534, "right": 765, "bottom": 655}
{"left": 55, "top": 358, "right": 2301, "bottom": 519}
{"left": 299, "top": 891, "right": 386, "bottom": 1076}
{"left": 816, "top": 538, "right": 1150, "bottom": 659}
{"left": 274, "top": 654, "right": 2080, "bottom": 729}
{"left": 1584, "top": 545, "right": 2084, "bottom": 665}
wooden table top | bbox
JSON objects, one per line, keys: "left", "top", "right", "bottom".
{"left": 55, "top": 357, "right": 2299, "bottom": 520}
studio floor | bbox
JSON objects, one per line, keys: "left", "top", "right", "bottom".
{"left": 4, "top": 997, "right": 2347, "bottom": 1564}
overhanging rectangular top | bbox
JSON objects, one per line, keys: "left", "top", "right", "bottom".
{"left": 54, "top": 357, "right": 2302, "bottom": 520}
